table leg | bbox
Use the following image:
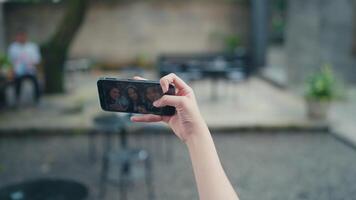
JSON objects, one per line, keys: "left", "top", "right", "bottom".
{"left": 211, "top": 78, "right": 218, "bottom": 101}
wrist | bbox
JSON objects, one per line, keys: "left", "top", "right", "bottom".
{"left": 185, "top": 120, "right": 211, "bottom": 148}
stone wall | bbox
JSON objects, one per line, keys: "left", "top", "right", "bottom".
{"left": 286, "top": 0, "right": 356, "bottom": 85}
{"left": 4, "top": 1, "right": 250, "bottom": 64}
{"left": 4, "top": 2, "right": 64, "bottom": 48}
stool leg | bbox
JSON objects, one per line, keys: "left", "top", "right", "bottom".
{"left": 99, "top": 132, "right": 112, "bottom": 199}
{"left": 161, "top": 132, "right": 166, "bottom": 160}
{"left": 145, "top": 156, "right": 155, "bottom": 200}
{"left": 104, "top": 131, "right": 112, "bottom": 154}
{"left": 146, "top": 131, "right": 154, "bottom": 156}
{"left": 119, "top": 160, "right": 129, "bottom": 200}
{"left": 165, "top": 133, "right": 173, "bottom": 163}
{"left": 88, "top": 130, "right": 96, "bottom": 162}
{"left": 99, "top": 154, "right": 109, "bottom": 199}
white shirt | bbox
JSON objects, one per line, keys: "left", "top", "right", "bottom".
{"left": 8, "top": 41, "right": 41, "bottom": 77}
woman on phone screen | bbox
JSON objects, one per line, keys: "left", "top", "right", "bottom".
{"left": 131, "top": 73, "right": 239, "bottom": 200}
{"left": 107, "top": 87, "right": 129, "bottom": 111}
{"left": 126, "top": 85, "right": 147, "bottom": 113}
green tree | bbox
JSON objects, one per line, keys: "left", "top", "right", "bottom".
{"left": 40, "top": 0, "right": 88, "bottom": 93}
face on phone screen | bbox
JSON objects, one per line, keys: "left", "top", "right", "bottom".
{"left": 98, "top": 79, "right": 176, "bottom": 116}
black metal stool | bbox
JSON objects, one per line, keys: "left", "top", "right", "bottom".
{"left": 92, "top": 113, "right": 154, "bottom": 200}
{"left": 132, "top": 123, "right": 174, "bottom": 163}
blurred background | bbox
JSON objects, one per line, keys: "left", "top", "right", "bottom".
{"left": 0, "top": 0, "right": 356, "bottom": 199}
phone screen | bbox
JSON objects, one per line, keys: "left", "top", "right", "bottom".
{"left": 97, "top": 78, "right": 176, "bottom": 116}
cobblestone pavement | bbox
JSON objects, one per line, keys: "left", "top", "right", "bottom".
{"left": 330, "top": 88, "right": 356, "bottom": 147}
{"left": 0, "top": 132, "right": 355, "bottom": 200}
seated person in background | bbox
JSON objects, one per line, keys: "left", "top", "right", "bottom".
{"left": 107, "top": 87, "right": 129, "bottom": 111}
{"left": 131, "top": 73, "right": 239, "bottom": 200}
{"left": 144, "top": 86, "right": 162, "bottom": 113}
{"left": 126, "top": 85, "right": 147, "bottom": 113}
{"left": 8, "top": 29, "right": 41, "bottom": 104}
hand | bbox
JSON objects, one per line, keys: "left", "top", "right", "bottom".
{"left": 131, "top": 73, "right": 207, "bottom": 143}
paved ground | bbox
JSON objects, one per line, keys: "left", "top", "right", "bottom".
{"left": 0, "top": 70, "right": 324, "bottom": 134}
{"left": 0, "top": 132, "right": 355, "bottom": 200}
{"left": 330, "top": 88, "right": 356, "bottom": 146}
{"left": 0, "top": 52, "right": 355, "bottom": 200}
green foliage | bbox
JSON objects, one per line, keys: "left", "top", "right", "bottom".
{"left": 224, "top": 0, "right": 250, "bottom": 4}
{"left": 0, "top": 164, "right": 4, "bottom": 173}
{"left": 305, "top": 64, "right": 338, "bottom": 101}
{"left": 0, "top": 54, "right": 12, "bottom": 81}
{"left": 5, "top": 0, "right": 62, "bottom": 3}
{"left": 209, "top": 31, "right": 244, "bottom": 53}
{"left": 0, "top": 53, "right": 12, "bottom": 70}
{"left": 134, "top": 53, "right": 150, "bottom": 67}
{"left": 270, "top": 0, "right": 286, "bottom": 44}
{"left": 272, "top": 0, "right": 286, "bottom": 11}
{"left": 224, "top": 34, "right": 242, "bottom": 53}
{"left": 271, "top": 16, "right": 285, "bottom": 34}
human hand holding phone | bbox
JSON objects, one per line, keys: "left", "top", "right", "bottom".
{"left": 131, "top": 73, "right": 239, "bottom": 200}
{"left": 130, "top": 73, "right": 207, "bottom": 143}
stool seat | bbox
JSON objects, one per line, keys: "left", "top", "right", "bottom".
{"left": 93, "top": 113, "right": 126, "bottom": 132}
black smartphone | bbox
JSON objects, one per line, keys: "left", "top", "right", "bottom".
{"left": 97, "top": 77, "right": 176, "bottom": 116}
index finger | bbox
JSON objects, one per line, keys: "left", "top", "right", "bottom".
{"left": 131, "top": 114, "right": 162, "bottom": 123}
{"left": 160, "top": 73, "right": 192, "bottom": 94}
{"left": 133, "top": 76, "right": 146, "bottom": 80}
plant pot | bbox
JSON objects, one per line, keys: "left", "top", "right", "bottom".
{"left": 305, "top": 99, "right": 330, "bottom": 120}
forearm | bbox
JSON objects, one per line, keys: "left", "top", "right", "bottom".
{"left": 131, "top": 74, "right": 239, "bottom": 199}
{"left": 186, "top": 122, "right": 239, "bottom": 200}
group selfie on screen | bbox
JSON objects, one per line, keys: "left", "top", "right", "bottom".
{"left": 105, "top": 85, "right": 163, "bottom": 114}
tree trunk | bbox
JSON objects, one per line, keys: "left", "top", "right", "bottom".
{"left": 353, "top": 0, "right": 356, "bottom": 55}
{"left": 41, "top": 0, "right": 88, "bottom": 94}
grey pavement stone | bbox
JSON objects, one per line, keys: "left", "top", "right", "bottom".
{"left": 0, "top": 132, "right": 355, "bottom": 200}
{"left": 330, "top": 88, "right": 356, "bottom": 148}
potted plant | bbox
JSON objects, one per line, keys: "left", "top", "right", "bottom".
{"left": 305, "top": 64, "right": 337, "bottom": 120}
{"left": 0, "top": 54, "right": 12, "bottom": 107}
{"left": 0, "top": 54, "right": 13, "bottom": 80}
{"left": 223, "top": 34, "right": 247, "bottom": 56}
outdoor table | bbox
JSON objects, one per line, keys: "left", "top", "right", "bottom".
{"left": 157, "top": 53, "right": 250, "bottom": 101}
{"left": 0, "top": 178, "right": 88, "bottom": 200}
{"left": 201, "top": 66, "right": 229, "bottom": 101}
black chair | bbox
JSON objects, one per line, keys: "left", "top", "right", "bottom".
{"left": 91, "top": 113, "right": 154, "bottom": 200}
{"left": 0, "top": 179, "right": 88, "bottom": 200}
{"left": 0, "top": 75, "right": 7, "bottom": 109}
